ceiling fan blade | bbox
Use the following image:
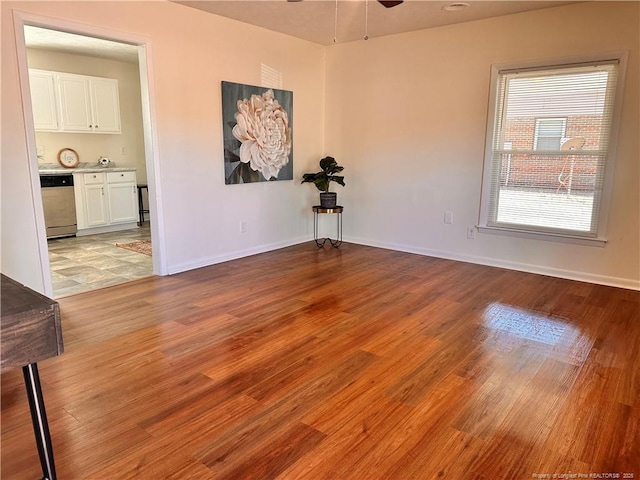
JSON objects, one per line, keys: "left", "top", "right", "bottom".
{"left": 378, "top": 0, "right": 403, "bottom": 7}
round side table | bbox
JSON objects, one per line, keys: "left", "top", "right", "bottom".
{"left": 312, "top": 205, "right": 343, "bottom": 248}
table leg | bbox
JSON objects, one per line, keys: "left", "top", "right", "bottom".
{"left": 23, "top": 363, "right": 56, "bottom": 480}
{"left": 328, "top": 211, "right": 343, "bottom": 248}
{"left": 314, "top": 210, "right": 342, "bottom": 248}
{"left": 314, "top": 211, "right": 327, "bottom": 247}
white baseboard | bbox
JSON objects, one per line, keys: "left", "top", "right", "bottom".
{"left": 344, "top": 235, "right": 640, "bottom": 291}
{"left": 166, "top": 234, "right": 639, "bottom": 291}
{"left": 76, "top": 222, "right": 139, "bottom": 236}
{"left": 167, "top": 236, "right": 310, "bottom": 275}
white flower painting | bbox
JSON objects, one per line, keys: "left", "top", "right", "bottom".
{"left": 222, "top": 81, "right": 293, "bottom": 184}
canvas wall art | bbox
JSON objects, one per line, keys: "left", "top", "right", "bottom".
{"left": 222, "top": 81, "right": 293, "bottom": 184}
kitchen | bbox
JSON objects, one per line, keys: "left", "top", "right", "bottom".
{"left": 25, "top": 26, "right": 152, "bottom": 297}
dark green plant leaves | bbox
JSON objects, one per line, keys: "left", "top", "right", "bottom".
{"left": 301, "top": 156, "right": 345, "bottom": 192}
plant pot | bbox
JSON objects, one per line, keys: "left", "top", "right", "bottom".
{"left": 319, "top": 192, "right": 337, "bottom": 208}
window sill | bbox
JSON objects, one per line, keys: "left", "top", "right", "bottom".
{"left": 477, "top": 225, "right": 607, "bottom": 247}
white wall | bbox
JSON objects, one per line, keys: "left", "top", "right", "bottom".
{"left": 27, "top": 48, "right": 148, "bottom": 183}
{"left": 1, "top": 1, "right": 325, "bottom": 292}
{"left": 2, "top": 1, "right": 638, "bottom": 294}
{"left": 324, "top": 2, "right": 639, "bottom": 289}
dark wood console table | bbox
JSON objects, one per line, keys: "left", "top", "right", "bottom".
{"left": 1, "top": 274, "right": 63, "bottom": 480}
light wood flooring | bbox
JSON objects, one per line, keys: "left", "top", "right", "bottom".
{"left": 1, "top": 242, "right": 639, "bottom": 479}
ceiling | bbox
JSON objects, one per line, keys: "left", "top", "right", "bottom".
{"left": 23, "top": 25, "right": 139, "bottom": 63}
{"left": 173, "top": 0, "right": 578, "bottom": 45}
{"left": 22, "top": 1, "right": 578, "bottom": 62}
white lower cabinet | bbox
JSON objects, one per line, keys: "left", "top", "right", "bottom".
{"left": 82, "top": 172, "right": 108, "bottom": 227}
{"left": 106, "top": 172, "right": 138, "bottom": 224}
{"left": 84, "top": 183, "right": 109, "bottom": 227}
{"left": 74, "top": 170, "right": 138, "bottom": 235}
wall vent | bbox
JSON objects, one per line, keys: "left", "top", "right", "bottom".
{"left": 261, "top": 63, "right": 283, "bottom": 89}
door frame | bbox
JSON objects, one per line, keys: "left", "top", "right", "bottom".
{"left": 12, "top": 10, "right": 168, "bottom": 297}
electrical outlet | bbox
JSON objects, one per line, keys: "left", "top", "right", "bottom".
{"left": 240, "top": 221, "right": 247, "bottom": 234}
{"left": 467, "top": 226, "right": 477, "bottom": 239}
{"left": 120, "top": 146, "right": 126, "bottom": 155}
{"left": 444, "top": 211, "right": 453, "bottom": 224}
{"left": 36, "top": 145, "right": 45, "bottom": 156}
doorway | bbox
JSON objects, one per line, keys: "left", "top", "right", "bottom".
{"left": 14, "top": 12, "right": 166, "bottom": 298}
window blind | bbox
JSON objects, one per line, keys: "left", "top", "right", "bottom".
{"left": 485, "top": 61, "right": 619, "bottom": 237}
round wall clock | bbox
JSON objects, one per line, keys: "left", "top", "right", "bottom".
{"left": 57, "top": 148, "right": 79, "bottom": 168}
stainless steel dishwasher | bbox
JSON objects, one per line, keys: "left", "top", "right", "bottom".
{"left": 40, "top": 174, "right": 77, "bottom": 238}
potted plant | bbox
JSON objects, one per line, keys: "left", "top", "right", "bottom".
{"left": 301, "top": 156, "right": 345, "bottom": 208}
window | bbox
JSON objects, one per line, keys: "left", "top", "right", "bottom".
{"left": 479, "top": 55, "right": 625, "bottom": 244}
{"left": 534, "top": 118, "right": 566, "bottom": 150}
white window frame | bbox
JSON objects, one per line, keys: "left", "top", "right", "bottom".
{"left": 478, "top": 52, "right": 628, "bottom": 246}
{"left": 533, "top": 117, "right": 567, "bottom": 151}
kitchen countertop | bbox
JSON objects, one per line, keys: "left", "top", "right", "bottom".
{"left": 38, "top": 163, "right": 136, "bottom": 175}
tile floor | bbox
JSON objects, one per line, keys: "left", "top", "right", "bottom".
{"left": 47, "top": 224, "right": 152, "bottom": 298}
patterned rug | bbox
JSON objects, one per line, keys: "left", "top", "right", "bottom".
{"left": 115, "top": 240, "right": 152, "bottom": 256}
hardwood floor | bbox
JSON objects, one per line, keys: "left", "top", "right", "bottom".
{"left": 1, "top": 242, "right": 639, "bottom": 479}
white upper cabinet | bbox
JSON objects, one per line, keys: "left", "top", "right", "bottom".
{"left": 28, "top": 70, "right": 58, "bottom": 131}
{"left": 57, "top": 73, "right": 93, "bottom": 132}
{"left": 90, "top": 78, "right": 121, "bottom": 133}
{"left": 29, "top": 69, "right": 121, "bottom": 134}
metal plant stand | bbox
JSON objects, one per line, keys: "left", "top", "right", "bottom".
{"left": 313, "top": 205, "right": 343, "bottom": 248}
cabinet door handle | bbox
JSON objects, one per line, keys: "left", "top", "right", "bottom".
{"left": 101, "top": 187, "right": 104, "bottom": 196}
